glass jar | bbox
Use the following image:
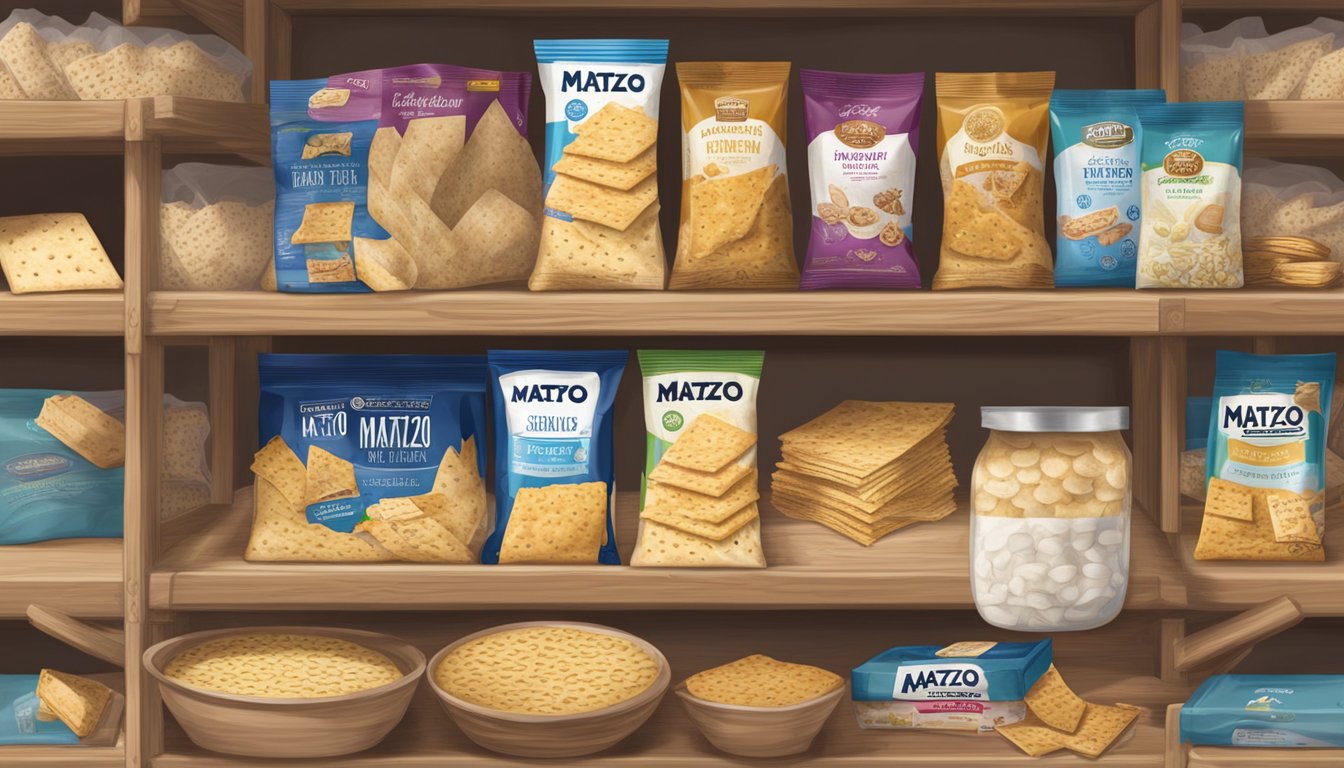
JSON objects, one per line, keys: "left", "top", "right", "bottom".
{"left": 970, "top": 406, "right": 1131, "bottom": 632}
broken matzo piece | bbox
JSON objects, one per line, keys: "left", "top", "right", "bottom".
{"left": 36, "top": 669, "right": 111, "bottom": 738}
{"left": 35, "top": 394, "right": 125, "bottom": 469}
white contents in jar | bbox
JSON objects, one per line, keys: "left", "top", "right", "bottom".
{"left": 972, "top": 515, "right": 1129, "bottom": 631}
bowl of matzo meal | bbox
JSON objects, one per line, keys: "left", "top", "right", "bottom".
{"left": 676, "top": 654, "right": 846, "bottom": 757}
{"left": 426, "top": 621, "right": 670, "bottom": 758}
{"left": 144, "top": 627, "right": 424, "bottom": 758}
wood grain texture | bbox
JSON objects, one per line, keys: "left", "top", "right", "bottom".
{"left": 1159, "top": 618, "right": 1185, "bottom": 685}
{"left": 1159, "top": 337, "right": 1186, "bottom": 534}
{"left": 149, "top": 488, "right": 1184, "bottom": 610}
{"left": 0, "top": 294, "right": 122, "bottom": 335}
{"left": 1179, "top": 289, "right": 1344, "bottom": 334}
{"left": 0, "top": 540, "right": 122, "bottom": 618}
{"left": 1158, "top": 0, "right": 1180, "bottom": 100}
{"left": 123, "top": 0, "right": 189, "bottom": 27}
{"left": 243, "top": 0, "right": 267, "bottom": 103}
{"left": 142, "top": 97, "right": 269, "bottom": 161}
{"left": 1134, "top": 2, "right": 1159, "bottom": 89}
{"left": 208, "top": 337, "right": 237, "bottom": 505}
{"left": 26, "top": 605, "right": 126, "bottom": 666}
{"left": 1173, "top": 596, "right": 1303, "bottom": 671}
{"left": 1131, "top": 337, "right": 1160, "bottom": 519}
{"left": 1188, "top": 746, "right": 1344, "bottom": 766}
{"left": 0, "top": 100, "right": 124, "bottom": 154}
{"left": 148, "top": 290, "right": 1162, "bottom": 336}
{"left": 1164, "top": 704, "right": 1185, "bottom": 768}
{"left": 1245, "top": 101, "right": 1344, "bottom": 156}
{"left": 154, "top": 611, "right": 1182, "bottom": 766}
{"left": 1177, "top": 504, "right": 1344, "bottom": 614}
{"left": 172, "top": 0, "right": 246, "bottom": 49}
{"left": 273, "top": 0, "right": 1153, "bottom": 13}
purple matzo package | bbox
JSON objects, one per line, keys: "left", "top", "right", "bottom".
{"left": 800, "top": 69, "right": 924, "bottom": 289}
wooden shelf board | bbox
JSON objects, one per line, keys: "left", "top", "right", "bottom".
{"left": 1187, "top": 746, "right": 1344, "bottom": 766}
{"left": 1177, "top": 505, "right": 1344, "bottom": 615}
{"left": 151, "top": 611, "right": 1180, "bottom": 767}
{"left": 147, "top": 290, "right": 1161, "bottom": 336}
{"left": 0, "top": 101, "right": 125, "bottom": 154}
{"left": 1171, "top": 289, "right": 1344, "bottom": 335}
{"left": 0, "top": 293, "right": 124, "bottom": 336}
{"left": 0, "top": 98, "right": 265, "bottom": 158}
{"left": 272, "top": 0, "right": 1153, "bottom": 16}
{"left": 149, "top": 487, "right": 1182, "bottom": 611}
{"left": 1244, "top": 101, "right": 1344, "bottom": 157}
{"left": 1184, "top": 0, "right": 1344, "bottom": 12}
{"left": 0, "top": 746, "right": 123, "bottom": 766}
{"left": 140, "top": 96, "right": 269, "bottom": 160}
{"left": 0, "top": 539, "right": 123, "bottom": 618}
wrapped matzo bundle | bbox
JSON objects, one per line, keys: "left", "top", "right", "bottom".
{"left": 0, "top": 9, "right": 82, "bottom": 99}
{"left": 1135, "top": 101, "right": 1244, "bottom": 289}
{"left": 1243, "top": 159, "right": 1344, "bottom": 260}
{"left": 530, "top": 39, "right": 668, "bottom": 290}
{"left": 631, "top": 350, "right": 766, "bottom": 568}
{"left": 1180, "top": 18, "right": 1266, "bottom": 102}
{"left": 1238, "top": 19, "right": 1336, "bottom": 100}
{"left": 930, "top": 71, "right": 1053, "bottom": 290}
{"left": 932, "top": 72, "right": 1054, "bottom": 290}
{"left": 670, "top": 61, "right": 798, "bottom": 290}
{"left": 249, "top": 354, "right": 489, "bottom": 563}
{"left": 161, "top": 163, "right": 273, "bottom": 290}
{"left": 270, "top": 66, "right": 541, "bottom": 292}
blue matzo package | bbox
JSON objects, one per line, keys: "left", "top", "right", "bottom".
{"left": 250, "top": 354, "right": 488, "bottom": 563}
{"left": 1049, "top": 89, "right": 1165, "bottom": 287}
{"left": 486, "top": 349, "right": 626, "bottom": 564}
{"left": 1197, "top": 351, "right": 1335, "bottom": 561}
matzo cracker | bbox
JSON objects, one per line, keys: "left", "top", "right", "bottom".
{"left": 0, "top": 213, "right": 122, "bottom": 294}
{"left": 932, "top": 71, "right": 1054, "bottom": 289}
{"left": 632, "top": 350, "right": 765, "bottom": 568}
{"left": 486, "top": 350, "right": 626, "bottom": 565}
{"left": 35, "top": 394, "right": 124, "bottom": 469}
{"left": 670, "top": 61, "right": 798, "bottom": 290}
{"left": 1136, "top": 101, "right": 1244, "bottom": 289}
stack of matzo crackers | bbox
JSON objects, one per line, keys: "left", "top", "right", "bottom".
{"left": 997, "top": 664, "right": 1143, "bottom": 758}
{"left": 633, "top": 414, "right": 766, "bottom": 567}
{"left": 0, "top": 212, "right": 121, "bottom": 294}
{"left": 771, "top": 401, "right": 957, "bottom": 546}
{"left": 532, "top": 103, "right": 664, "bottom": 289}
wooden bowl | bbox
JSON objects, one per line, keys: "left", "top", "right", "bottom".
{"left": 676, "top": 682, "right": 845, "bottom": 757}
{"left": 144, "top": 626, "right": 424, "bottom": 758}
{"left": 425, "top": 621, "right": 670, "bottom": 758}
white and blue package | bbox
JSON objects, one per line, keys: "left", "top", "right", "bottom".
{"left": 851, "top": 639, "right": 1051, "bottom": 732}
{"left": 1050, "top": 89, "right": 1165, "bottom": 287}
{"left": 257, "top": 354, "right": 487, "bottom": 537}
{"left": 486, "top": 349, "right": 626, "bottom": 565}
{"left": 1181, "top": 675, "right": 1344, "bottom": 747}
{"left": 0, "top": 390, "right": 122, "bottom": 545}
{"left": 0, "top": 675, "right": 78, "bottom": 745}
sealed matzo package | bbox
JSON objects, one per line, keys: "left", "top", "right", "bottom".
{"left": 486, "top": 350, "right": 626, "bottom": 565}
{"left": 670, "top": 61, "right": 799, "bottom": 290}
{"left": 932, "top": 72, "right": 1055, "bottom": 289}
{"left": 1180, "top": 18, "right": 1266, "bottom": 102}
{"left": 530, "top": 39, "right": 668, "bottom": 290}
{"left": 249, "top": 354, "right": 489, "bottom": 563}
{"left": 1049, "top": 89, "right": 1165, "bottom": 287}
{"left": 631, "top": 350, "right": 766, "bottom": 568}
{"left": 800, "top": 69, "right": 924, "bottom": 289}
{"left": 160, "top": 163, "right": 273, "bottom": 290}
{"left": 1135, "top": 101, "right": 1244, "bottom": 289}
{"left": 0, "top": 389, "right": 124, "bottom": 544}
{"left": 271, "top": 65, "right": 540, "bottom": 292}
{"left": 1196, "top": 351, "right": 1335, "bottom": 562}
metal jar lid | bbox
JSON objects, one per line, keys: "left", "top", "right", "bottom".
{"left": 981, "top": 406, "right": 1129, "bottom": 433}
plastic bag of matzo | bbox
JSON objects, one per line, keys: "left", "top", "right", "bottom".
{"left": 1182, "top": 17, "right": 1344, "bottom": 101}
{"left": 161, "top": 163, "right": 274, "bottom": 290}
{"left": 161, "top": 397, "right": 212, "bottom": 521}
{"left": 1242, "top": 159, "right": 1344, "bottom": 261}
{"left": 0, "top": 9, "right": 249, "bottom": 102}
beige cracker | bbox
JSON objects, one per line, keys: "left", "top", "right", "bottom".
{"left": 659, "top": 414, "right": 757, "bottom": 474}
{"left": 0, "top": 212, "right": 122, "bottom": 294}
{"left": 35, "top": 394, "right": 125, "bottom": 469}
{"left": 685, "top": 654, "right": 841, "bottom": 707}
{"left": 290, "top": 202, "right": 354, "bottom": 244}
{"left": 499, "top": 481, "right": 608, "bottom": 564}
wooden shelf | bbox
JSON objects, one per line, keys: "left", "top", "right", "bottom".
{"left": 0, "top": 745, "right": 124, "bottom": 766}
{"left": 1244, "top": 101, "right": 1344, "bottom": 157}
{"left": 269, "top": 0, "right": 1154, "bottom": 15}
{"left": 152, "top": 612, "right": 1178, "bottom": 767}
{"left": 0, "top": 539, "right": 123, "bottom": 619}
{"left": 149, "top": 488, "right": 1183, "bottom": 611}
{"left": 0, "top": 98, "right": 266, "bottom": 159}
{"left": 1177, "top": 505, "right": 1344, "bottom": 615}
{"left": 1165, "top": 290, "right": 1344, "bottom": 336}
{"left": 147, "top": 290, "right": 1162, "bottom": 336}
{"left": 0, "top": 293, "right": 123, "bottom": 336}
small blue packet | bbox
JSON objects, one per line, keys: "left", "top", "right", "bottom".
{"left": 1050, "top": 89, "right": 1165, "bottom": 287}
{"left": 0, "top": 390, "right": 122, "bottom": 545}
{"left": 851, "top": 639, "right": 1051, "bottom": 702}
{"left": 1181, "top": 675, "right": 1344, "bottom": 747}
{"left": 1186, "top": 396, "right": 1212, "bottom": 450}
{"left": 485, "top": 350, "right": 626, "bottom": 565}
{"left": 257, "top": 354, "right": 487, "bottom": 536}
{"left": 0, "top": 675, "right": 77, "bottom": 745}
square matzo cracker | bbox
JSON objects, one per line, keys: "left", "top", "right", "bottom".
{"left": 0, "top": 213, "right": 122, "bottom": 294}
{"left": 499, "top": 481, "right": 608, "bottom": 564}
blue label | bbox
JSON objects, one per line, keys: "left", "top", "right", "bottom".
{"left": 564, "top": 98, "right": 588, "bottom": 122}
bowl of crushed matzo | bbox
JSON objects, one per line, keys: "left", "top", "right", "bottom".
{"left": 145, "top": 626, "right": 424, "bottom": 757}
{"left": 426, "top": 621, "right": 670, "bottom": 758}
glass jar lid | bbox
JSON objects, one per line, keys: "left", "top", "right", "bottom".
{"left": 981, "top": 406, "right": 1129, "bottom": 432}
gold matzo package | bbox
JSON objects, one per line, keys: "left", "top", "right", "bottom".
{"left": 1135, "top": 101, "right": 1244, "bottom": 289}
{"left": 670, "top": 61, "right": 799, "bottom": 290}
{"left": 1197, "top": 351, "right": 1335, "bottom": 562}
{"left": 933, "top": 72, "right": 1055, "bottom": 289}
